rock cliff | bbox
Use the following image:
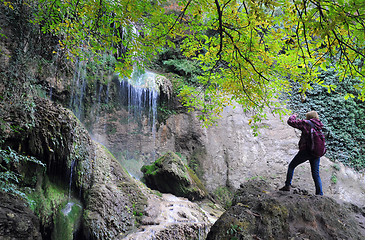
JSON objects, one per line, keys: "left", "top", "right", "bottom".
{"left": 155, "top": 104, "right": 365, "bottom": 207}
{"left": 0, "top": 96, "right": 147, "bottom": 239}
{"left": 89, "top": 96, "right": 365, "bottom": 207}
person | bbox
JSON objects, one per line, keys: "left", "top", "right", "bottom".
{"left": 279, "top": 111, "right": 324, "bottom": 195}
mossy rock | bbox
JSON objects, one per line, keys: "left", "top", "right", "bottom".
{"left": 141, "top": 151, "right": 207, "bottom": 201}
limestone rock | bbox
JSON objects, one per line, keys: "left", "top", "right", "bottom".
{"left": 207, "top": 180, "right": 365, "bottom": 240}
{"left": 124, "top": 193, "right": 216, "bottom": 240}
{"left": 141, "top": 151, "right": 207, "bottom": 201}
{"left": 82, "top": 142, "right": 147, "bottom": 240}
{"left": 156, "top": 105, "right": 365, "bottom": 208}
{"left": 0, "top": 97, "right": 93, "bottom": 236}
{"left": 0, "top": 96, "right": 147, "bottom": 239}
{"left": 1, "top": 97, "right": 94, "bottom": 188}
{"left": 0, "top": 192, "right": 42, "bottom": 240}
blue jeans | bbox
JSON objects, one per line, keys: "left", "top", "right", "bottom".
{"left": 285, "top": 150, "right": 323, "bottom": 195}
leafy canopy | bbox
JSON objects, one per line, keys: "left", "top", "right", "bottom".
{"left": 9, "top": 0, "right": 365, "bottom": 127}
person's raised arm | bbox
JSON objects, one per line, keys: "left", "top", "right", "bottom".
{"left": 287, "top": 114, "right": 306, "bottom": 131}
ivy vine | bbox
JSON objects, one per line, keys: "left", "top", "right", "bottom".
{"left": 286, "top": 68, "right": 365, "bottom": 170}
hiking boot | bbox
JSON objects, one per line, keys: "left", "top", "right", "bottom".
{"left": 279, "top": 185, "right": 291, "bottom": 191}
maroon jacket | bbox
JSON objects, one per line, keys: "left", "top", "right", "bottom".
{"left": 287, "top": 115, "right": 324, "bottom": 151}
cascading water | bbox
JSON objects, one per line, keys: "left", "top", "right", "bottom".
{"left": 68, "top": 49, "right": 160, "bottom": 179}
{"left": 68, "top": 159, "right": 76, "bottom": 199}
{"left": 118, "top": 68, "right": 159, "bottom": 177}
{"left": 69, "top": 59, "right": 87, "bottom": 121}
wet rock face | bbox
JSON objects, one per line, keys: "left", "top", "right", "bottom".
{"left": 0, "top": 192, "right": 42, "bottom": 240}
{"left": 1, "top": 97, "right": 93, "bottom": 186}
{"left": 207, "top": 180, "right": 365, "bottom": 240}
{"left": 83, "top": 142, "right": 147, "bottom": 240}
{"left": 141, "top": 151, "right": 207, "bottom": 201}
{"left": 0, "top": 95, "right": 146, "bottom": 239}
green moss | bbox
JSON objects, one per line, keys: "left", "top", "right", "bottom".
{"left": 141, "top": 164, "right": 159, "bottom": 176}
{"left": 213, "top": 186, "right": 234, "bottom": 209}
{"left": 152, "top": 190, "right": 163, "bottom": 197}
{"left": 188, "top": 147, "right": 206, "bottom": 179}
{"left": 101, "top": 144, "right": 116, "bottom": 159}
{"left": 26, "top": 176, "right": 68, "bottom": 226}
{"left": 187, "top": 167, "right": 208, "bottom": 194}
{"left": 331, "top": 174, "right": 338, "bottom": 184}
{"left": 52, "top": 201, "right": 82, "bottom": 240}
{"left": 140, "top": 155, "right": 164, "bottom": 176}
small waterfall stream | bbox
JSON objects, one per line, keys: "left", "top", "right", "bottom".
{"left": 53, "top": 159, "right": 82, "bottom": 240}
{"left": 70, "top": 59, "right": 87, "bottom": 121}
{"left": 68, "top": 159, "right": 76, "bottom": 199}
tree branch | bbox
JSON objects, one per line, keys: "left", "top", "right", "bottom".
{"left": 214, "top": 0, "right": 223, "bottom": 60}
{"left": 158, "top": 0, "right": 192, "bottom": 39}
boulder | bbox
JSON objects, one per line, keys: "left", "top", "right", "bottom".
{"left": 207, "top": 180, "right": 365, "bottom": 240}
{"left": 141, "top": 151, "right": 207, "bottom": 201}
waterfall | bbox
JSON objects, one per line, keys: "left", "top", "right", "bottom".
{"left": 118, "top": 69, "right": 159, "bottom": 177}
{"left": 61, "top": 202, "right": 75, "bottom": 216}
{"left": 125, "top": 69, "right": 158, "bottom": 133}
{"left": 69, "top": 57, "right": 160, "bottom": 179}
{"left": 68, "top": 160, "right": 76, "bottom": 199}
